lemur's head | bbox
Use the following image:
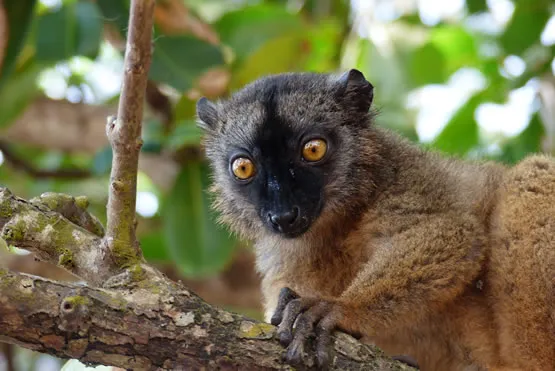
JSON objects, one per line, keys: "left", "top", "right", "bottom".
{"left": 197, "top": 69, "right": 384, "bottom": 240}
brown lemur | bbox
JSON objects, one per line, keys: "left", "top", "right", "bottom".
{"left": 196, "top": 69, "right": 555, "bottom": 370}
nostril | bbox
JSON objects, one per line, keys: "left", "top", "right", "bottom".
{"left": 268, "top": 207, "right": 300, "bottom": 231}
{"left": 269, "top": 213, "right": 280, "bottom": 227}
{"left": 290, "top": 206, "right": 300, "bottom": 224}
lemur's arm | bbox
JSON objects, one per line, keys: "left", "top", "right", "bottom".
{"left": 272, "top": 213, "right": 485, "bottom": 368}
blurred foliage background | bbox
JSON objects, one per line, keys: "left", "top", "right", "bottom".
{"left": 0, "top": 0, "right": 554, "bottom": 369}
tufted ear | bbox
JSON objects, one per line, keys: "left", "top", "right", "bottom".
{"left": 335, "top": 69, "right": 374, "bottom": 113}
{"left": 196, "top": 97, "right": 219, "bottom": 131}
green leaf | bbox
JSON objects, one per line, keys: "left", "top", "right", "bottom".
{"left": 95, "top": 0, "right": 129, "bottom": 36}
{"left": 409, "top": 43, "right": 446, "bottom": 86}
{"left": 142, "top": 119, "right": 164, "bottom": 153}
{"left": 149, "top": 36, "right": 225, "bottom": 92}
{"left": 167, "top": 121, "right": 203, "bottom": 151}
{"left": 162, "top": 161, "right": 237, "bottom": 278}
{"left": 36, "top": 4, "right": 75, "bottom": 62}
{"left": 430, "top": 26, "right": 479, "bottom": 74}
{"left": 0, "top": 0, "right": 37, "bottom": 84}
{"left": 140, "top": 231, "right": 170, "bottom": 262}
{"left": 467, "top": 0, "right": 487, "bottom": 14}
{"left": 479, "top": 59, "right": 510, "bottom": 103}
{"left": 397, "top": 14, "right": 424, "bottom": 25}
{"left": 303, "top": 18, "right": 344, "bottom": 72}
{"left": 354, "top": 39, "right": 417, "bottom": 140}
{"left": 498, "top": 114, "right": 545, "bottom": 164}
{"left": 74, "top": 2, "right": 103, "bottom": 58}
{"left": 35, "top": 1, "right": 103, "bottom": 63}
{"left": 356, "top": 39, "right": 408, "bottom": 100}
{"left": 215, "top": 4, "right": 303, "bottom": 60}
{"left": 299, "top": 0, "right": 350, "bottom": 21}
{"left": 0, "top": 61, "right": 41, "bottom": 128}
{"left": 432, "top": 93, "right": 483, "bottom": 155}
{"left": 174, "top": 94, "right": 198, "bottom": 122}
{"left": 91, "top": 146, "right": 112, "bottom": 175}
{"left": 500, "top": 5, "right": 550, "bottom": 55}
{"left": 231, "top": 32, "right": 306, "bottom": 89}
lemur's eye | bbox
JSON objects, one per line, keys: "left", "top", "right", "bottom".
{"left": 302, "top": 139, "right": 327, "bottom": 162}
{"left": 231, "top": 157, "right": 255, "bottom": 180}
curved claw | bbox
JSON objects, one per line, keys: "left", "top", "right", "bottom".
{"left": 284, "top": 301, "right": 332, "bottom": 365}
{"left": 276, "top": 297, "right": 316, "bottom": 346}
{"left": 271, "top": 287, "right": 299, "bottom": 326}
{"left": 315, "top": 315, "right": 337, "bottom": 370}
{"left": 270, "top": 287, "right": 342, "bottom": 370}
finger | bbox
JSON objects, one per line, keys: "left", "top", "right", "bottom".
{"left": 276, "top": 298, "right": 314, "bottom": 346}
{"left": 285, "top": 301, "right": 331, "bottom": 365}
{"left": 315, "top": 314, "right": 338, "bottom": 370}
{"left": 271, "top": 287, "right": 298, "bottom": 326}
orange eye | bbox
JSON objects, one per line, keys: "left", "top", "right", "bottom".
{"left": 302, "top": 139, "right": 327, "bottom": 162}
{"left": 231, "top": 157, "right": 255, "bottom": 180}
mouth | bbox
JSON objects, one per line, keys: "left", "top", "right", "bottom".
{"left": 261, "top": 218, "right": 311, "bottom": 238}
{"left": 278, "top": 224, "right": 311, "bottom": 239}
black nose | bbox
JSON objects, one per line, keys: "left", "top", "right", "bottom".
{"left": 269, "top": 207, "right": 300, "bottom": 232}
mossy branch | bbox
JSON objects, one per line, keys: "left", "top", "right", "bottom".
{"left": 0, "top": 188, "right": 110, "bottom": 285}
{"left": 0, "top": 187, "right": 415, "bottom": 370}
{"left": 0, "top": 268, "right": 416, "bottom": 371}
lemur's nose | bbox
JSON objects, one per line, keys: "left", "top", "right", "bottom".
{"left": 268, "top": 206, "right": 300, "bottom": 232}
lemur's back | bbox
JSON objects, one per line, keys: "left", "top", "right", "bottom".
{"left": 489, "top": 154, "right": 555, "bottom": 370}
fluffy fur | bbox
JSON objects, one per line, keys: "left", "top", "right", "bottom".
{"left": 197, "top": 70, "right": 555, "bottom": 370}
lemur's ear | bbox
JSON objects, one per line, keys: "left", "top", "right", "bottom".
{"left": 196, "top": 97, "right": 219, "bottom": 131}
{"left": 335, "top": 69, "right": 374, "bottom": 113}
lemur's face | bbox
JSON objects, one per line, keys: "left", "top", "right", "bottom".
{"left": 197, "top": 70, "right": 375, "bottom": 239}
{"left": 216, "top": 112, "right": 333, "bottom": 238}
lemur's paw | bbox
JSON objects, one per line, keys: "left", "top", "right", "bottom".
{"left": 271, "top": 287, "right": 340, "bottom": 370}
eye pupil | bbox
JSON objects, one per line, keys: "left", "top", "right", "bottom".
{"left": 231, "top": 157, "right": 255, "bottom": 180}
{"left": 302, "top": 139, "right": 327, "bottom": 162}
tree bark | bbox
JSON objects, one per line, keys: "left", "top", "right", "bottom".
{"left": 103, "top": 0, "right": 156, "bottom": 270}
{"left": 0, "top": 187, "right": 415, "bottom": 370}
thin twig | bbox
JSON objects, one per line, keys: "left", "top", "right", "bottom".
{"left": 104, "top": 0, "right": 155, "bottom": 267}
{"left": 0, "top": 140, "right": 91, "bottom": 179}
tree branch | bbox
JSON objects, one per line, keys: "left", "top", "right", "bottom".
{"left": 104, "top": 0, "right": 155, "bottom": 269}
{"left": 0, "top": 188, "right": 109, "bottom": 285}
{"left": 0, "top": 140, "right": 92, "bottom": 180}
{"left": 0, "top": 195, "right": 415, "bottom": 371}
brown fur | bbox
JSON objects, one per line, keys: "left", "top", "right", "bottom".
{"left": 198, "top": 71, "right": 555, "bottom": 370}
